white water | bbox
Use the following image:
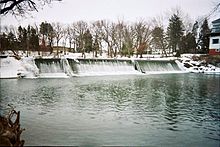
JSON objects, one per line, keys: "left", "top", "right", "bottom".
{"left": 37, "top": 61, "right": 63, "bottom": 73}
{"left": 38, "top": 73, "right": 69, "bottom": 78}
{"left": 34, "top": 59, "right": 69, "bottom": 78}
{"left": 76, "top": 60, "right": 141, "bottom": 76}
{"left": 61, "top": 58, "right": 76, "bottom": 76}
{"left": 1, "top": 57, "right": 190, "bottom": 78}
{"left": 137, "top": 60, "right": 183, "bottom": 74}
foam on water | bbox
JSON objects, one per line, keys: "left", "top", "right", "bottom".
{"left": 38, "top": 73, "right": 69, "bottom": 78}
{"left": 75, "top": 59, "right": 142, "bottom": 76}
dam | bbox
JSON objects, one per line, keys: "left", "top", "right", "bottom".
{"left": 33, "top": 58, "right": 184, "bottom": 78}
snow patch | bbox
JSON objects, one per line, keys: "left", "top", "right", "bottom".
{"left": 0, "top": 57, "right": 40, "bottom": 79}
{"left": 0, "top": 57, "right": 24, "bottom": 78}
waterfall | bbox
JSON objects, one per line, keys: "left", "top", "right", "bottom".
{"left": 32, "top": 58, "right": 185, "bottom": 78}
{"left": 61, "top": 58, "right": 76, "bottom": 76}
{"left": 34, "top": 58, "right": 69, "bottom": 78}
{"left": 136, "top": 60, "right": 183, "bottom": 74}
{"left": 0, "top": 56, "right": 188, "bottom": 79}
{"left": 74, "top": 59, "right": 141, "bottom": 76}
{"left": 67, "top": 58, "right": 79, "bottom": 75}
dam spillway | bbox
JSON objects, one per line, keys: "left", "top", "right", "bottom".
{"left": 136, "top": 60, "right": 182, "bottom": 74}
{"left": 34, "top": 58, "right": 69, "bottom": 78}
{"left": 73, "top": 58, "right": 140, "bottom": 76}
{"left": 33, "top": 58, "right": 184, "bottom": 78}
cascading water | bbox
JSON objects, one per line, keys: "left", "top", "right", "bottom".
{"left": 74, "top": 59, "right": 141, "bottom": 76}
{"left": 32, "top": 58, "right": 185, "bottom": 77}
{"left": 67, "top": 58, "right": 79, "bottom": 75}
{"left": 34, "top": 58, "right": 69, "bottom": 78}
{"left": 136, "top": 60, "right": 184, "bottom": 74}
{"left": 61, "top": 58, "right": 76, "bottom": 76}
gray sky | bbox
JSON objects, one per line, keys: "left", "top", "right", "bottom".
{"left": 1, "top": 0, "right": 219, "bottom": 26}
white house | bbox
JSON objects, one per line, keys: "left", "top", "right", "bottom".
{"left": 209, "top": 18, "right": 220, "bottom": 55}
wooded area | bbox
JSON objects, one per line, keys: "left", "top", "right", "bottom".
{"left": 0, "top": 15, "right": 211, "bottom": 57}
{"left": 1, "top": 1, "right": 218, "bottom": 57}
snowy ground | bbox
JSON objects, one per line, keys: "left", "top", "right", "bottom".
{"left": 178, "top": 56, "right": 220, "bottom": 74}
{"left": 0, "top": 57, "right": 24, "bottom": 78}
{"left": 0, "top": 56, "right": 39, "bottom": 79}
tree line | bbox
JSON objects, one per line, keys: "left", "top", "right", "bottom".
{"left": 0, "top": 12, "right": 211, "bottom": 57}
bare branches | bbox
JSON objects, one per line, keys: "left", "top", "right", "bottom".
{"left": 1, "top": 0, "right": 36, "bottom": 15}
{"left": 0, "top": 0, "right": 62, "bottom": 16}
{"left": 205, "top": 2, "right": 220, "bottom": 20}
{"left": 0, "top": 108, "right": 25, "bottom": 146}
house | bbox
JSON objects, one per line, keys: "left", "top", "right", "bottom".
{"left": 209, "top": 18, "right": 220, "bottom": 55}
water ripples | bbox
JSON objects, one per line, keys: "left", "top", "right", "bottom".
{"left": 0, "top": 74, "right": 219, "bottom": 146}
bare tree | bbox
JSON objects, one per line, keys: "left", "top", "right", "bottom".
{"left": 151, "top": 15, "right": 165, "bottom": 28}
{"left": 100, "top": 20, "right": 118, "bottom": 57}
{"left": 183, "top": 14, "right": 193, "bottom": 34}
{"left": 133, "top": 19, "right": 152, "bottom": 57}
{"left": 122, "top": 24, "right": 135, "bottom": 57}
{"left": 53, "top": 22, "right": 64, "bottom": 47}
{"left": 114, "top": 20, "right": 126, "bottom": 57}
{"left": 1, "top": 0, "right": 62, "bottom": 16}
{"left": 61, "top": 28, "right": 68, "bottom": 55}
{"left": 66, "top": 24, "right": 76, "bottom": 52}
{"left": 73, "top": 21, "right": 88, "bottom": 57}
{"left": 91, "top": 20, "right": 103, "bottom": 56}
{"left": 151, "top": 26, "right": 168, "bottom": 56}
{"left": 2, "top": 25, "right": 17, "bottom": 36}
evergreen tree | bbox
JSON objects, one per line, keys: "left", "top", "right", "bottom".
{"left": 17, "top": 26, "right": 39, "bottom": 51}
{"left": 152, "top": 26, "right": 167, "bottom": 56}
{"left": 47, "top": 24, "right": 54, "bottom": 48}
{"left": 167, "top": 13, "right": 184, "bottom": 53}
{"left": 121, "top": 43, "right": 127, "bottom": 56}
{"left": 17, "top": 26, "right": 24, "bottom": 50}
{"left": 40, "top": 22, "right": 54, "bottom": 47}
{"left": 7, "top": 32, "right": 18, "bottom": 50}
{"left": 191, "top": 21, "right": 199, "bottom": 53}
{"left": 29, "top": 27, "right": 39, "bottom": 51}
{"left": 27, "top": 25, "right": 31, "bottom": 50}
{"left": 179, "top": 32, "right": 197, "bottom": 53}
{"left": 199, "top": 19, "right": 210, "bottom": 54}
{"left": 93, "top": 36, "right": 99, "bottom": 57}
{"left": 192, "top": 21, "right": 199, "bottom": 38}
{"left": 40, "top": 22, "right": 47, "bottom": 41}
{"left": 0, "top": 33, "right": 9, "bottom": 51}
{"left": 83, "top": 29, "right": 93, "bottom": 53}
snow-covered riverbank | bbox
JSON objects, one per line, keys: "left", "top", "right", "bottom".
{"left": 0, "top": 56, "right": 39, "bottom": 79}
{"left": 179, "top": 54, "right": 220, "bottom": 74}
{"left": 1, "top": 53, "right": 219, "bottom": 79}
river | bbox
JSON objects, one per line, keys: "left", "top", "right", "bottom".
{"left": 0, "top": 73, "right": 219, "bottom": 146}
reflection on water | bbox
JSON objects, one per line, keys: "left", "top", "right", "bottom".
{"left": 0, "top": 74, "right": 220, "bottom": 146}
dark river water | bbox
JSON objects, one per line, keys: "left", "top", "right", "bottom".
{"left": 0, "top": 74, "right": 220, "bottom": 146}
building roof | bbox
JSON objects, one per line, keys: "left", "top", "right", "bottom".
{"left": 212, "top": 18, "right": 220, "bottom": 23}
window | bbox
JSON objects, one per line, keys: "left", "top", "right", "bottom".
{"left": 212, "top": 39, "right": 219, "bottom": 44}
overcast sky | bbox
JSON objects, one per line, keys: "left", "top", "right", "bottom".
{"left": 1, "top": 0, "right": 219, "bottom": 26}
